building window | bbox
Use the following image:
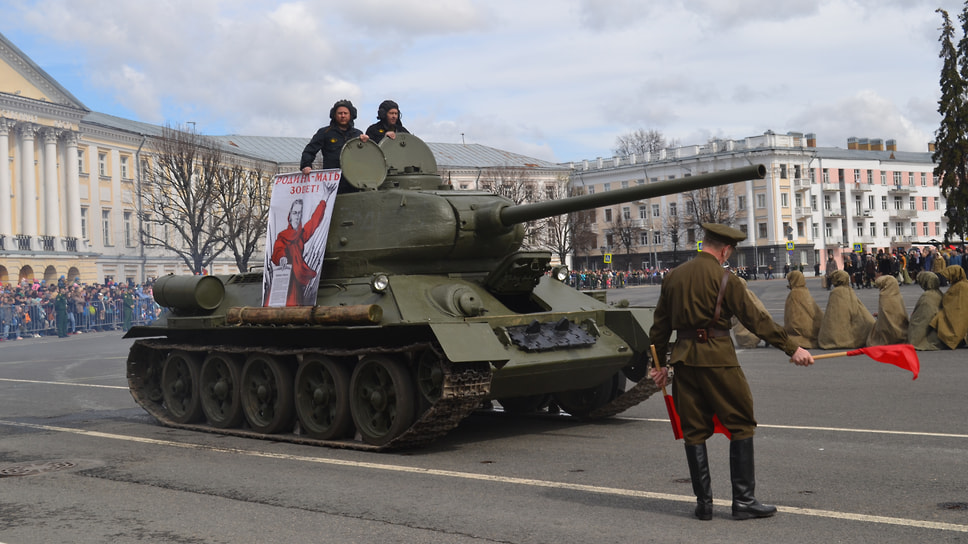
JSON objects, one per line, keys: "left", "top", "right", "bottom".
{"left": 923, "top": 222, "right": 929, "bottom": 236}
{"left": 80, "top": 207, "right": 88, "bottom": 240}
{"left": 737, "top": 195, "right": 746, "bottom": 210}
{"left": 639, "top": 205, "right": 648, "bottom": 219}
{"left": 781, "top": 193, "right": 789, "bottom": 207}
{"left": 825, "top": 222, "right": 832, "bottom": 237}
{"left": 934, "top": 197, "right": 940, "bottom": 210}
{"left": 124, "top": 211, "right": 133, "bottom": 246}
{"left": 935, "top": 222, "right": 941, "bottom": 235}
{"left": 856, "top": 222, "right": 864, "bottom": 237}
{"left": 853, "top": 169, "right": 861, "bottom": 182}
{"left": 867, "top": 170, "right": 873, "bottom": 184}
{"left": 895, "top": 222, "right": 903, "bottom": 236}
{"left": 604, "top": 208, "right": 612, "bottom": 222}
{"left": 909, "top": 196, "right": 916, "bottom": 210}
{"left": 653, "top": 231, "right": 662, "bottom": 244}
{"left": 822, "top": 169, "right": 829, "bottom": 183}
{"left": 603, "top": 183, "right": 611, "bottom": 192}
{"left": 651, "top": 204, "right": 660, "bottom": 218}
{"left": 669, "top": 203, "right": 677, "bottom": 216}
{"left": 780, "top": 164, "right": 788, "bottom": 178}
{"left": 823, "top": 194, "right": 831, "bottom": 211}
{"left": 621, "top": 180, "right": 629, "bottom": 189}
{"left": 622, "top": 206, "right": 631, "bottom": 220}
{"left": 640, "top": 232, "right": 649, "bottom": 245}
{"left": 587, "top": 186, "right": 595, "bottom": 195}
{"left": 120, "top": 156, "right": 130, "bottom": 180}
{"left": 893, "top": 196, "right": 902, "bottom": 210}
{"left": 870, "top": 223, "right": 877, "bottom": 237}
{"left": 921, "top": 172, "right": 927, "bottom": 186}
{"left": 758, "top": 222, "right": 768, "bottom": 238}
{"left": 868, "top": 195, "right": 875, "bottom": 209}
{"left": 854, "top": 195, "right": 862, "bottom": 215}
{"left": 98, "top": 152, "right": 108, "bottom": 177}
{"left": 144, "top": 214, "right": 152, "bottom": 242}
{"left": 893, "top": 172, "right": 902, "bottom": 185}
{"left": 795, "top": 193, "right": 803, "bottom": 208}
{"left": 880, "top": 172, "right": 886, "bottom": 185}
{"left": 882, "top": 222, "right": 889, "bottom": 237}
{"left": 921, "top": 197, "right": 928, "bottom": 211}
{"left": 102, "top": 210, "right": 112, "bottom": 245}
{"left": 78, "top": 149, "right": 85, "bottom": 174}
{"left": 756, "top": 194, "right": 766, "bottom": 209}
{"left": 881, "top": 195, "right": 888, "bottom": 210}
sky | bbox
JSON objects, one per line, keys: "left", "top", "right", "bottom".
{"left": 0, "top": 0, "right": 963, "bottom": 164}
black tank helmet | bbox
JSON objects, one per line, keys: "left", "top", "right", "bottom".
{"left": 377, "top": 99, "right": 400, "bottom": 122}
{"left": 329, "top": 99, "right": 358, "bottom": 124}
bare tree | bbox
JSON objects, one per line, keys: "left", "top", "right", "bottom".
{"left": 610, "top": 211, "right": 639, "bottom": 270}
{"left": 613, "top": 129, "right": 669, "bottom": 157}
{"left": 681, "top": 186, "right": 736, "bottom": 229}
{"left": 664, "top": 212, "right": 687, "bottom": 268}
{"left": 216, "top": 161, "right": 274, "bottom": 273}
{"left": 480, "top": 166, "right": 544, "bottom": 249}
{"left": 545, "top": 179, "right": 597, "bottom": 266}
{"left": 141, "top": 125, "right": 228, "bottom": 274}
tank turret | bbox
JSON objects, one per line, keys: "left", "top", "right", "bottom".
{"left": 125, "top": 133, "right": 765, "bottom": 450}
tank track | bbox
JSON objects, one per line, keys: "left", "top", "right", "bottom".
{"left": 586, "top": 374, "right": 660, "bottom": 419}
{"left": 127, "top": 338, "right": 491, "bottom": 452}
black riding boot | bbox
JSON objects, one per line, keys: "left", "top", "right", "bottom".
{"left": 729, "top": 438, "right": 777, "bottom": 520}
{"left": 684, "top": 443, "right": 713, "bottom": 520}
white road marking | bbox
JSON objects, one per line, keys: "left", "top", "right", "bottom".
{"left": 0, "top": 419, "right": 965, "bottom": 533}
{"left": 622, "top": 417, "right": 968, "bottom": 439}
{"left": 0, "top": 378, "right": 127, "bottom": 390}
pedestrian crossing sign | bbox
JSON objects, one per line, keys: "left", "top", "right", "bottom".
{"left": 785, "top": 241, "right": 795, "bottom": 251}
{"left": 853, "top": 243, "right": 863, "bottom": 253}
{"left": 604, "top": 253, "right": 612, "bottom": 264}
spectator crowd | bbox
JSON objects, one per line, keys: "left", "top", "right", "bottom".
{"left": 1, "top": 277, "right": 161, "bottom": 341}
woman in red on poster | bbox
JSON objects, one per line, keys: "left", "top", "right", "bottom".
{"left": 271, "top": 198, "right": 327, "bottom": 305}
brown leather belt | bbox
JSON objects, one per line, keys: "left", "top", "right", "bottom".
{"left": 676, "top": 328, "right": 731, "bottom": 343}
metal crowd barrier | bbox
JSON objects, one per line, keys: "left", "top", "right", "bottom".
{"left": 1, "top": 297, "right": 160, "bottom": 340}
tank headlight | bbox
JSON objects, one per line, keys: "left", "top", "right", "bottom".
{"left": 370, "top": 274, "right": 390, "bottom": 293}
{"left": 552, "top": 265, "right": 569, "bottom": 282}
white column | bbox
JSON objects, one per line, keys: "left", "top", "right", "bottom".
{"left": 0, "top": 118, "right": 12, "bottom": 238}
{"left": 63, "top": 132, "right": 82, "bottom": 239}
{"left": 43, "top": 128, "right": 61, "bottom": 238}
{"left": 19, "top": 124, "right": 39, "bottom": 244}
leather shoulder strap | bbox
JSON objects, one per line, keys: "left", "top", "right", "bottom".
{"left": 707, "top": 270, "right": 729, "bottom": 328}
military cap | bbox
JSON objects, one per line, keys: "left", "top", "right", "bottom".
{"left": 702, "top": 223, "right": 746, "bottom": 247}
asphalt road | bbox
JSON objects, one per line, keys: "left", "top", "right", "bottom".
{"left": 0, "top": 277, "right": 966, "bottom": 543}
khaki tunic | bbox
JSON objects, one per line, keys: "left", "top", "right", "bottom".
{"left": 649, "top": 252, "right": 798, "bottom": 445}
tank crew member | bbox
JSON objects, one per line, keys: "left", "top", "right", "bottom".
{"left": 649, "top": 223, "right": 814, "bottom": 521}
{"left": 365, "top": 100, "right": 410, "bottom": 144}
{"left": 300, "top": 99, "right": 369, "bottom": 190}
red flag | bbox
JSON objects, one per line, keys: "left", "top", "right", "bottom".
{"left": 663, "top": 397, "right": 732, "bottom": 441}
{"left": 846, "top": 344, "right": 920, "bottom": 380}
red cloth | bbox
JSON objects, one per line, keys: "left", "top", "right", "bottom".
{"left": 271, "top": 199, "right": 327, "bottom": 305}
{"left": 847, "top": 344, "right": 920, "bottom": 380}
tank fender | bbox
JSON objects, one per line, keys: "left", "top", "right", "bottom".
{"left": 429, "top": 322, "right": 510, "bottom": 366}
{"left": 603, "top": 307, "right": 656, "bottom": 353}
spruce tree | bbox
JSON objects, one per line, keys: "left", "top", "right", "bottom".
{"left": 934, "top": 7, "right": 968, "bottom": 242}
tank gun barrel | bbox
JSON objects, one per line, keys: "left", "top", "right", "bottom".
{"left": 486, "top": 164, "right": 766, "bottom": 231}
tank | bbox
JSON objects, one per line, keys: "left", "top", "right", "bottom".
{"left": 124, "top": 134, "right": 766, "bottom": 451}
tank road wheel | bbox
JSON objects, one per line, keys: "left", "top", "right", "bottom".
{"left": 241, "top": 354, "right": 295, "bottom": 434}
{"left": 294, "top": 356, "right": 353, "bottom": 440}
{"left": 200, "top": 353, "right": 244, "bottom": 428}
{"left": 552, "top": 372, "right": 622, "bottom": 418}
{"left": 349, "top": 355, "right": 416, "bottom": 446}
{"left": 498, "top": 395, "right": 552, "bottom": 414}
{"left": 161, "top": 350, "right": 204, "bottom": 423}
{"left": 415, "top": 351, "right": 445, "bottom": 408}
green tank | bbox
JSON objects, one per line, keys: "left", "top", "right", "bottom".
{"left": 124, "top": 134, "right": 765, "bottom": 451}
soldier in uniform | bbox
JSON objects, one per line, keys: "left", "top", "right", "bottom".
{"left": 54, "top": 286, "right": 69, "bottom": 338}
{"left": 649, "top": 223, "right": 814, "bottom": 521}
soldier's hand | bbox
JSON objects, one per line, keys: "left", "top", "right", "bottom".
{"left": 790, "top": 347, "right": 814, "bottom": 367}
{"left": 650, "top": 366, "right": 670, "bottom": 389}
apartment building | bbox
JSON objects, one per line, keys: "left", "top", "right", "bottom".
{"left": 570, "top": 131, "right": 942, "bottom": 273}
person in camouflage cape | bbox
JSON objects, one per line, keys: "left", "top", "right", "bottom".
{"left": 908, "top": 271, "right": 944, "bottom": 351}
{"left": 931, "top": 265, "right": 968, "bottom": 349}
{"left": 867, "top": 275, "right": 908, "bottom": 346}
{"left": 818, "top": 270, "right": 875, "bottom": 349}
{"left": 783, "top": 270, "right": 823, "bottom": 349}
